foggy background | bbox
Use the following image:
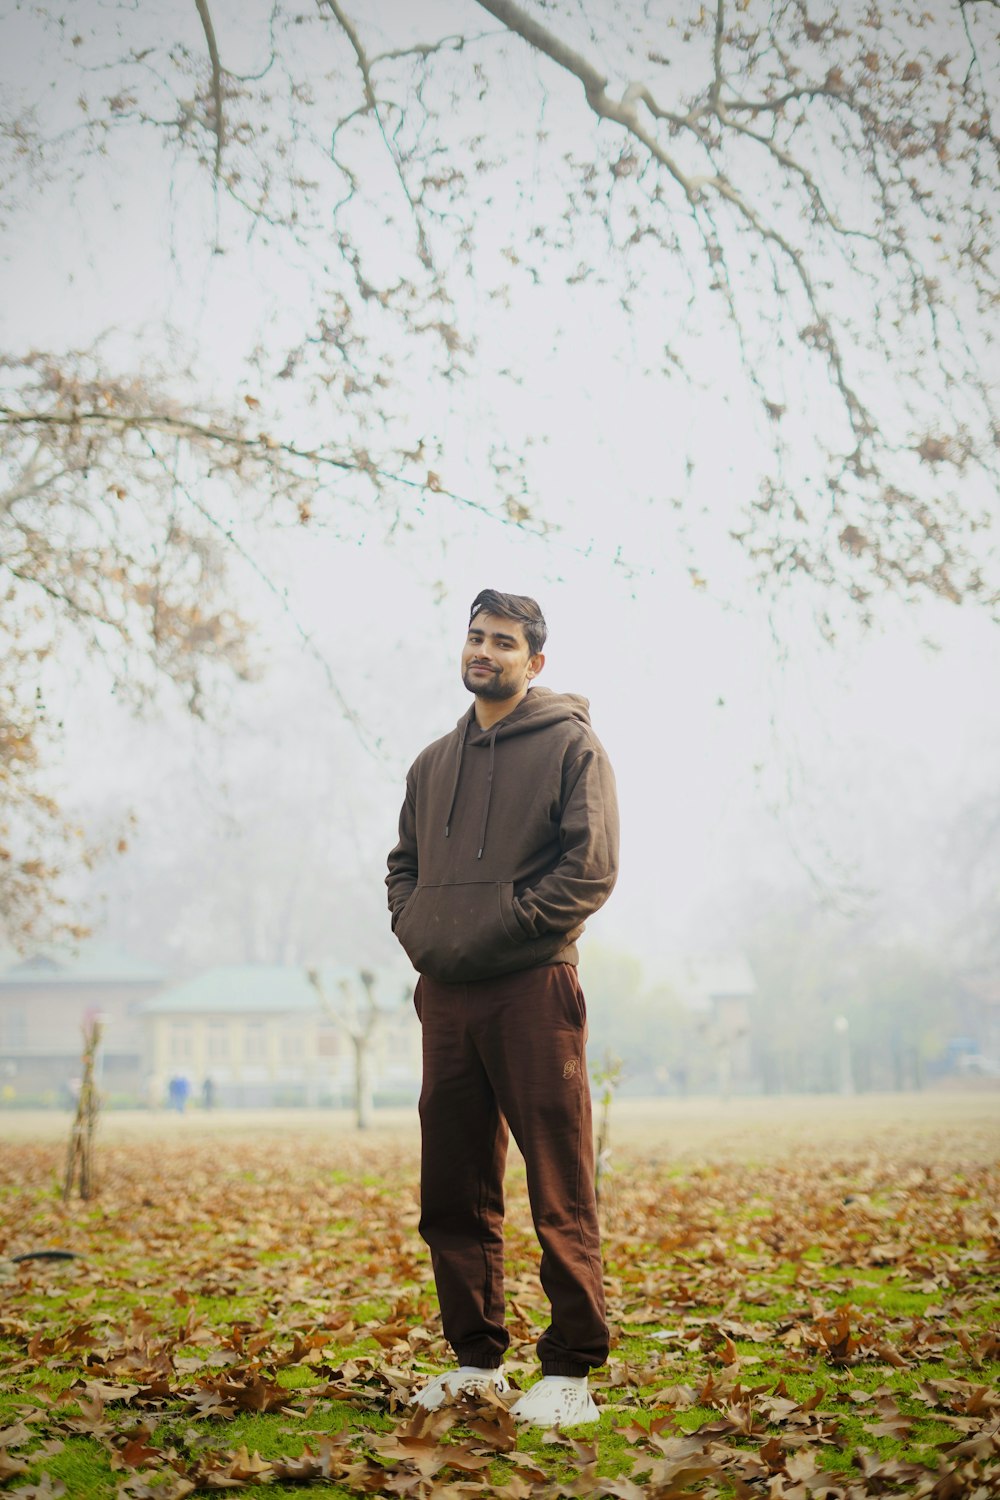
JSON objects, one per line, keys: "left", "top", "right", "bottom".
{"left": 3, "top": 0, "right": 999, "bottom": 1100}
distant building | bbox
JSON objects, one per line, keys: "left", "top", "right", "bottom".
{"left": 0, "top": 947, "right": 421, "bottom": 1110}
{"left": 661, "top": 953, "right": 757, "bottom": 1095}
{"left": 0, "top": 944, "right": 166, "bottom": 1103}
{"left": 137, "top": 963, "right": 421, "bottom": 1108}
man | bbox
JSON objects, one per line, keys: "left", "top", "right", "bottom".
{"left": 386, "top": 588, "right": 619, "bottom": 1426}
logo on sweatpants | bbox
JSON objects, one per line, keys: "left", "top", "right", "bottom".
{"left": 562, "top": 1058, "right": 579, "bottom": 1079}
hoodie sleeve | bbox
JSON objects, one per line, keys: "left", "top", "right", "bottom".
{"left": 386, "top": 767, "right": 419, "bottom": 929}
{"left": 512, "top": 737, "right": 619, "bottom": 938}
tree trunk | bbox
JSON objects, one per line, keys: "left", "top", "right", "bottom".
{"left": 353, "top": 1035, "right": 373, "bottom": 1130}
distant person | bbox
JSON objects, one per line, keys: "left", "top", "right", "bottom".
{"left": 168, "top": 1074, "right": 190, "bottom": 1113}
{"left": 387, "top": 588, "right": 619, "bottom": 1426}
{"left": 202, "top": 1076, "right": 216, "bottom": 1110}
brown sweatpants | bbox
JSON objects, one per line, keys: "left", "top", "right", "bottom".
{"left": 414, "top": 961, "right": 608, "bottom": 1378}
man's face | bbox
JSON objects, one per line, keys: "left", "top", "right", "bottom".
{"left": 461, "top": 612, "right": 542, "bottom": 702}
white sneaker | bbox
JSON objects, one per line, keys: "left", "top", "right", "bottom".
{"left": 510, "top": 1375, "right": 599, "bottom": 1425}
{"left": 410, "top": 1365, "right": 509, "bottom": 1411}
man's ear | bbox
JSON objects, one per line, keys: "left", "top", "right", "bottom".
{"left": 527, "top": 652, "right": 545, "bottom": 681}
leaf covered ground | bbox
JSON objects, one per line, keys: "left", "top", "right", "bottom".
{"left": 0, "top": 1099, "right": 997, "bottom": 1499}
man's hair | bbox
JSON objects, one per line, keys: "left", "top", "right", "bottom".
{"left": 468, "top": 589, "right": 547, "bottom": 656}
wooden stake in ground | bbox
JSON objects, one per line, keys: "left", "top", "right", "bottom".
{"left": 63, "top": 1018, "right": 102, "bottom": 1201}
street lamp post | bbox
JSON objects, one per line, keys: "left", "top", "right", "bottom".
{"left": 833, "top": 1015, "right": 854, "bottom": 1096}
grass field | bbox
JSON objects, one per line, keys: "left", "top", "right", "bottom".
{"left": 0, "top": 1091, "right": 997, "bottom": 1497}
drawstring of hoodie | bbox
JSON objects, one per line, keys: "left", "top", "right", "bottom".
{"left": 477, "top": 727, "right": 499, "bottom": 859}
{"left": 443, "top": 721, "right": 468, "bottom": 838}
{"left": 442, "top": 718, "right": 500, "bottom": 858}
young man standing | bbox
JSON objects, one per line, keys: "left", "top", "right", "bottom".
{"left": 386, "top": 589, "right": 619, "bottom": 1425}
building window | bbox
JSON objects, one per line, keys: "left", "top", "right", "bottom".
{"left": 281, "top": 1029, "right": 305, "bottom": 1063}
{"left": 317, "top": 1028, "right": 340, "bottom": 1058}
{"left": 170, "top": 1024, "right": 194, "bottom": 1062}
{"left": 0, "top": 1008, "right": 26, "bottom": 1049}
{"left": 207, "top": 1023, "right": 228, "bottom": 1061}
{"left": 244, "top": 1023, "right": 267, "bottom": 1062}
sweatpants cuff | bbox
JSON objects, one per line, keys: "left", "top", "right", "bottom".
{"left": 454, "top": 1347, "right": 505, "bottom": 1370}
{"left": 541, "top": 1360, "right": 593, "bottom": 1378}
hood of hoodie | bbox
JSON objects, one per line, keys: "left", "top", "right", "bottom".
{"left": 444, "top": 688, "right": 593, "bottom": 857}
{"left": 458, "top": 686, "right": 592, "bottom": 742}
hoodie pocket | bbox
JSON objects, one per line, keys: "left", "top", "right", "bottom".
{"left": 394, "top": 880, "right": 533, "bottom": 983}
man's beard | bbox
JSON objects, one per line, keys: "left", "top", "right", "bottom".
{"left": 463, "top": 667, "right": 521, "bottom": 700}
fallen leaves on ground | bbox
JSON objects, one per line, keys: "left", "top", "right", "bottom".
{"left": 0, "top": 1120, "right": 996, "bottom": 1497}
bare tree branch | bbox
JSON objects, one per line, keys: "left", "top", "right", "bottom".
{"left": 318, "top": 0, "right": 435, "bottom": 270}
{"left": 193, "top": 0, "right": 225, "bottom": 182}
{"left": 0, "top": 402, "right": 547, "bottom": 534}
{"left": 473, "top": 0, "right": 703, "bottom": 193}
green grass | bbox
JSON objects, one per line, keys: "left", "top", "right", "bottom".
{"left": 1, "top": 1129, "right": 997, "bottom": 1497}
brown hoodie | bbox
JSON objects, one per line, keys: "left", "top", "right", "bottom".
{"left": 386, "top": 686, "right": 618, "bottom": 984}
